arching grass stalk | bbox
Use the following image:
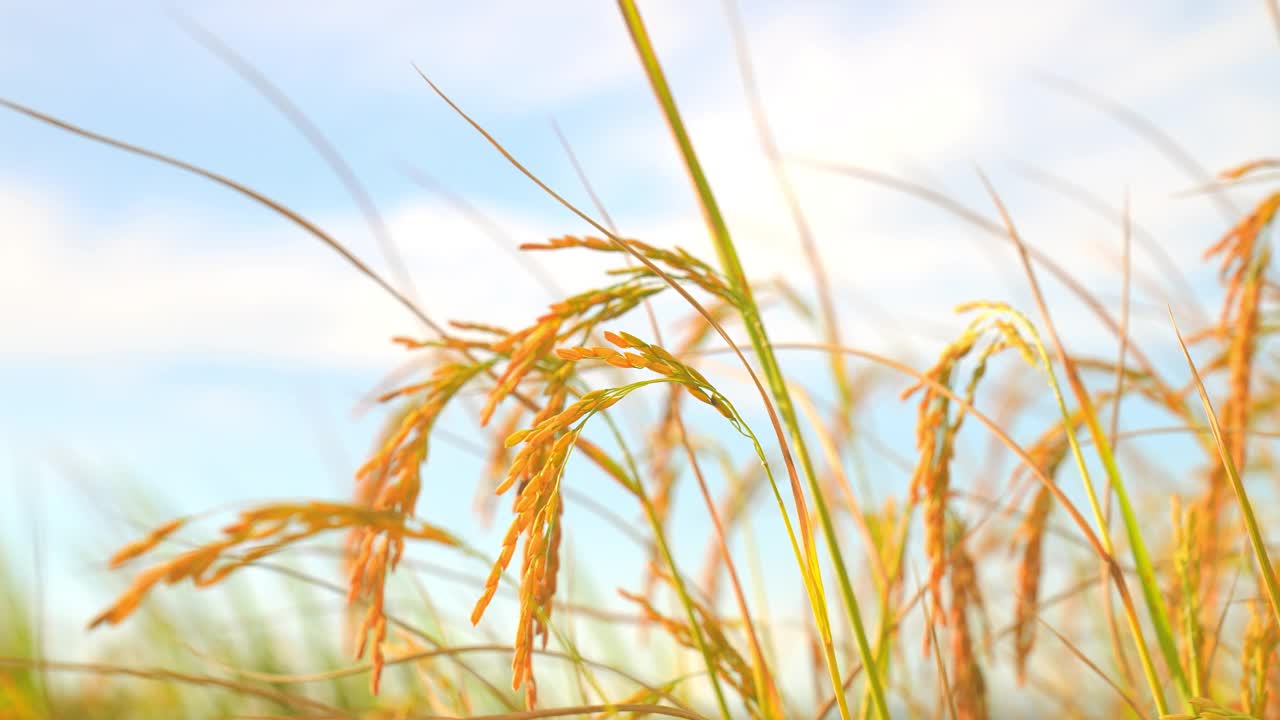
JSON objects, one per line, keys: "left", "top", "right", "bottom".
{"left": 979, "top": 178, "right": 1191, "bottom": 707}
{"left": 553, "top": 134, "right": 782, "bottom": 716}
{"left": 580, "top": 335, "right": 840, "bottom": 719}
{"left": 576, "top": 361, "right": 835, "bottom": 719}
{"left": 513, "top": 376, "right": 737, "bottom": 720}
{"left": 958, "top": 302, "right": 1168, "bottom": 713}
{"left": 615, "top": 3, "right": 888, "bottom": 719}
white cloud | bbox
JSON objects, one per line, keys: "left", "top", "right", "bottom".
{"left": 0, "top": 182, "right": 611, "bottom": 366}
{"left": 2, "top": 0, "right": 1275, "bottom": 371}
{"left": 182, "top": 0, "right": 705, "bottom": 111}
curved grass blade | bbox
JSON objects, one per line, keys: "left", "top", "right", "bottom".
{"left": 0, "top": 99, "right": 444, "bottom": 337}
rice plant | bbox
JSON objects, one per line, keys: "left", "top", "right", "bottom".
{"left": 2, "top": 3, "right": 1279, "bottom": 719}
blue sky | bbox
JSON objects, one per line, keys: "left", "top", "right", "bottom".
{"left": 1, "top": 0, "right": 1278, "bottom": 688}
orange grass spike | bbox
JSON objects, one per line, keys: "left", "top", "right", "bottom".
{"left": 91, "top": 502, "right": 460, "bottom": 696}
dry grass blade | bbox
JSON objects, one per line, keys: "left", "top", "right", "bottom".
{"left": 675, "top": 422, "right": 782, "bottom": 714}
{"left": 1035, "top": 619, "right": 1146, "bottom": 717}
{"left": 813, "top": 504, "right": 1112, "bottom": 720}
{"left": 1035, "top": 73, "right": 1239, "bottom": 224}
{"left": 706, "top": 341, "right": 1115, "bottom": 574}
{"left": 0, "top": 657, "right": 352, "bottom": 718}
{"left": 1201, "top": 561, "right": 1245, "bottom": 691}
{"left": 978, "top": 170, "right": 1183, "bottom": 709}
{"left": 1012, "top": 164, "right": 1207, "bottom": 327}
{"left": 720, "top": 0, "right": 855, "bottom": 418}
{"left": 138, "top": 704, "right": 711, "bottom": 720}
{"left": 618, "top": 587, "right": 756, "bottom": 704}
{"left": 407, "top": 703, "right": 710, "bottom": 720}
{"left": 399, "top": 162, "right": 563, "bottom": 298}
{"left": 549, "top": 119, "right": 619, "bottom": 233}
{"left": 170, "top": 12, "right": 421, "bottom": 307}
{"left": 792, "top": 157, "right": 1162, "bottom": 381}
{"left": 192, "top": 641, "right": 692, "bottom": 710}
{"left": 0, "top": 99, "right": 444, "bottom": 337}
{"left": 917, "top": 564, "right": 960, "bottom": 720}
{"left": 1170, "top": 310, "right": 1280, "bottom": 631}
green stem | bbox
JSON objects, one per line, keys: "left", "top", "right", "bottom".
{"left": 615, "top": 3, "right": 888, "bottom": 719}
